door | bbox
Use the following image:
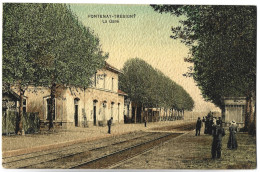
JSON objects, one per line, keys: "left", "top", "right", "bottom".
{"left": 74, "top": 98, "right": 79, "bottom": 127}
{"left": 93, "top": 106, "right": 96, "bottom": 125}
{"left": 118, "top": 103, "right": 120, "bottom": 123}
{"left": 93, "top": 100, "right": 97, "bottom": 126}
{"left": 75, "top": 104, "right": 78, "bottom": 126}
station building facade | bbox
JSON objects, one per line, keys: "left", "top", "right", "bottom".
{"left": 12, "top": 62, "right": 126, "bottom": 128}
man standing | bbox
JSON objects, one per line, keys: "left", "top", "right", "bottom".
{"left": 195, "top": 117, "right": 202, "bottom": 136}
{"left": 144, "top": 115, "right": 147, "bottom": 127}
{"left": 107, "top": 117, "right": 113, "bottom": 134}
{"left": 202, "top": 116, "right": 205, "bottom": 127}
{"left": 211, "top": 120, "right": 225, "bottom": 159}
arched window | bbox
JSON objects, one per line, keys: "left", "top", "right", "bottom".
{"left": 111, "top": 102, "right": 114, "bottom": 118}
{"left": 112, "top": 77, "right": 114, "bottom": 91}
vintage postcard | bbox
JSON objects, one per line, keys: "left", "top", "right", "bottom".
{"left": 1, "top": 1, "right": 257, "bottom": 170}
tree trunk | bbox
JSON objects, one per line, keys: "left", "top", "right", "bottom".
{"left": 248, "top": 92, "right": 256, "bottom": 135}
{"left": 244, "top": 95, "right": 251, "bottom": 131}
{"left": 165, "top": 108, "right": 167, "bottom": 121}
{"left": 49, "top": 83, "right": 56, "bottom": 130}
{"left": 248, "top": 97, "right": 253, "bottom": 124}
{"left": 17, "top": 85, "right": 25, "bottom": 135}
{"left": 159, "top": 107, "right": 162, "bottom": 121}
{"left": 221, "top": 106, "right": 225, "bottom": 125}
{"left": 134, "top": 106, "right": 137, "bottom": 124}
{"left": 141, "top": 106, "right": 143, "bottom": 123}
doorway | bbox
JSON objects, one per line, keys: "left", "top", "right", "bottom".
{"left": 74, "top": 98, "right": 79, "bottom": 127}
{"left": 93, "top": 100, "right": 98, "bottom": 126}
{"left": 118, "top": 103, "right": 120, "bottom": 123}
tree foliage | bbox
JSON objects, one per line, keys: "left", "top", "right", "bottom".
{"left": 3, "top": 3, "right": 107, "bottom": 131}
{"left": 119, "top": 58, "right": 194, "bottom": 111}
{"left": 3, "top": 3, "right": 107, "bottom": 88}
{"left": 151, "top": 5, "right": 256, "bottom": 107}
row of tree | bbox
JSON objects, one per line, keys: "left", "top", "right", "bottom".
{"left": 3, "top": 3, "right": 108, "bottom": 133}
{"left": 119, "top": 58, "right": 194, "bottom": 113}
{"left": 151, "top": 5, "right": 256, "bottom": 133}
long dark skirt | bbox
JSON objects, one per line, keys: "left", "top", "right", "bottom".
{"left": 227, "top": 132, "right": 238, "bottom": 149}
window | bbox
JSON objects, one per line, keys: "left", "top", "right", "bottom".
{"left": 46, "top": 98, "right": 55, "bottom": 120}
{"left": 111, "top": 102, "right": 114, "bottom": 118}
{"left": 103, "top": 74, "right": 106, "bottom": 89}
{"left": 112, "top": 78, "right": 114, "bottom": 91}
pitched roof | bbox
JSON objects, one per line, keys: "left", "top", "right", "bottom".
{"left": 118, "top": 89, "right": 127, "bottom": 96}
{"left": 2, "top": 87, "right": 20, "bottom": 100}
{"left": 105, "top": 62, "right": 122, "bottom": 74}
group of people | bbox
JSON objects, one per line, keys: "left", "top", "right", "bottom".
{"left": 195, "top": 114, "right": 238, "bottom": 159}
{"left": 108, "top": 114, "right": 238, "bottom": 160}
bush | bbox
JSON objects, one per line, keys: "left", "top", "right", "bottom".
{"left": 2, "top": 111, "right": 40, "bottom": 135}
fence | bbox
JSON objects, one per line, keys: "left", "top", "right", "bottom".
{"left": 2, "top": 111, "right": 40, "bottom": 135}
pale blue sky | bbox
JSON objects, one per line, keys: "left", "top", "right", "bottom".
{"left": 69, "top": 4, "right": 220, "bottom": 112}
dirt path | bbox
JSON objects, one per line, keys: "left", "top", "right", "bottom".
{"left": 114, "top": 129, "right": 256, "bottom": 169}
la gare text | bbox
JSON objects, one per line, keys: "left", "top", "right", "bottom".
{"left": 102, "top": 19, "right": 119, "bottom": 24}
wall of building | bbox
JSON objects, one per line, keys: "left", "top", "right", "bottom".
{"left": 92, "top": 69, "right": 119, "bottom": 93}
{"left": 19, "top": 87, "right": 50, "bottom": 120}
{"left": 20, "top": 87, "right": 67, "bottom": 128}
{"left": 63, "top": 87, "right": 124, "bottom": 128}
{"left": 12, "top": 67, "right": 124, "bottom": 129}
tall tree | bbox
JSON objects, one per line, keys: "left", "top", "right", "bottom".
{"left": 3, "top": 3, "right": 107, "bottom": 132}
{"left": 119, "top": 58, "right": 194, "bottom": 116}
{"left": 151, "top": 5, "right": 256, "bottom": 130}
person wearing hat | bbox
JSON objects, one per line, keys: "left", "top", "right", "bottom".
{"left": 227, "top": 120, "right": 238, "bottom": 150}
{"left": 211, "top": 119, "right": 225, "bottom": 159}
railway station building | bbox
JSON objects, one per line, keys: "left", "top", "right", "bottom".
{"left": 10, "top": 62, "right": 126, "bottom": 129}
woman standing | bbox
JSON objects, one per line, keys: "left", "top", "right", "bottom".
{"left": 227, "top": 121, "right": 238, "bottom": 150}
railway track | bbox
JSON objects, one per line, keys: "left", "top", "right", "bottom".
{"left": 3, "top": 122, "right": 196, "bottom": 169}
{"left": 70, "top": 132, "right": 182, "bottom": 169}
{"left": 152, "top": 121, "right": 196, "bottom": 131}
{"left": 22, "top": 132, "right": 168, "bottom": 169}
{"left": 2, "top": 131, "right": 153, "bottom": 168}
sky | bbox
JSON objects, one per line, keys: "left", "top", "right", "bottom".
{"left": 69, "top": 4, "right": 220, "bottom": 112}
